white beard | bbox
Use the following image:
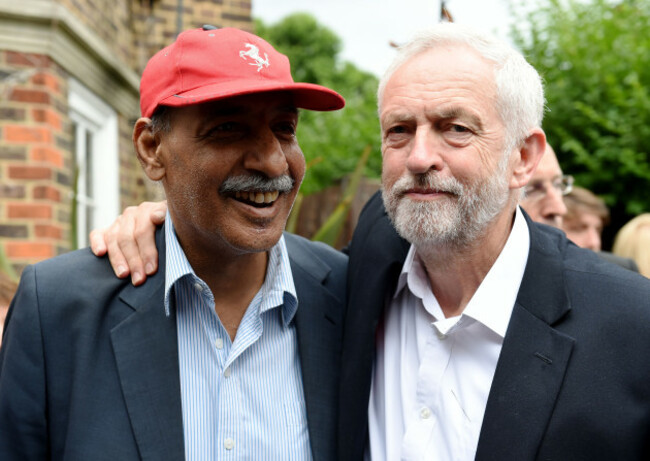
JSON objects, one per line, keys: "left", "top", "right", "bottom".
{"left": 382, "top": 154, "right": 511, "bottom": 248}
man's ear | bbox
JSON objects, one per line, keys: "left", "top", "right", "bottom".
{"left": 509, "top": 128, "right": 546, "bottom": 190}
{"left": 133, "top": 118, "right": 166, "bottom": 181}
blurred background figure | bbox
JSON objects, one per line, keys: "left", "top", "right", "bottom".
{"left": 613, "top": 214, "right": 650, "bottom": 278}
{"left": 520, "top": 143, "right": 637, "bottom": 272}
{"left": 562, "top": 186, "right": 609, "bottom": 251}
{"left": 0, "top": 272, "right": 18, "bottom": 343}
{"left": 521, "top": 143, "right": 572, "bottom": 227}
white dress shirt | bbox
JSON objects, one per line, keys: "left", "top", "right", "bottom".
{"left": 368, "top": 208, "right": 530, "bottom": 461}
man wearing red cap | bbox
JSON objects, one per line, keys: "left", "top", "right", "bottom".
{"left": 0, "top": 27, "right": 346, "bottom": 461}
{"left": 88, "top": 23, "right": 650, "bottom": 461}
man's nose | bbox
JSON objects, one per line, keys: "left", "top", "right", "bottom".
{"left": 405, "top": 129, "right": 443, "bottom": 175}
{"left": 243, "top": 131, "right": 289, "bottom": 177}
{"left": 542, "top": 185, "right": 568, "bottom": 217}
{"left": 586, "top": 227, "right": 602, "bottom": 251}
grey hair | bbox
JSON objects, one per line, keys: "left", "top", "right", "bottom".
{"left": 149, "top": 106, "right": 172, "bottom": 135}
{"left": 377, "top": 23, "right": 545, "bottom": 148}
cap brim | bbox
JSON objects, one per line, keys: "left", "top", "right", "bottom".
{"left": 158, "top": 80, "right": 345, "bottom": 112}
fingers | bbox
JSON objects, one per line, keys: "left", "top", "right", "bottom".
{"left": 107, "top": 207, "right": 145, "bottom": 284}
{"left": 133, "top": 201, "right": 168, "bottom": 280}
{"left": 89, "top": 228, "right": 108, "bottom": 257}
{"left": 89, "top": 201, "right": 167, "bottom": 285}
{"left": 150, "top": 200, "right": 167, "bottom": 226}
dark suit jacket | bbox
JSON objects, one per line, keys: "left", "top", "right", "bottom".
{"left": 0, "top": 227, "right": 347, "bottom": 461}
{"left": 597, "top": 250, "right": 639, "bottom": 272}
{"left": 339, "top": 191, "right": 650, "bottom": 460}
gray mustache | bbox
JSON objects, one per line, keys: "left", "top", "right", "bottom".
{"left": 393, "top": 173, "right": 465, "bottom": 196}
{"left": 219, "top": 174, "right": 294, "bottom": 194}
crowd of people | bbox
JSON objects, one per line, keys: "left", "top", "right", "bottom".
{"left": 1, "top": 22, "right": 649, "bottom": 461}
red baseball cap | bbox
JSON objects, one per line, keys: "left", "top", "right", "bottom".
{"left": 139, "top": 26, "right": 345, "bottom": 118}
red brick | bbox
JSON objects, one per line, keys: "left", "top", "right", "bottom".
{"left": 32, "top": 108, "right": 62, "bottom": 131}
{"left": 5, "top": 241, "right": 55, "bottom": 259}
{"left": 9, "top": 88, "right": 51, "bottom": 105}
{"left": 8, "top": 165, "right": 52, "bottom": 180}
{"left": 7, "top": 203, "right": 52, "bottom": 219}
{"left": 35, "top": 224, "right": 63, "bottom": 239}
{"left": 30, "top": 146, "right": 64, "bottom": 168}
{"left": 4, "top": 125, "right": 52, "bottom": 143}
{"left": 33, "top": 185, "right": 61, "bottom": 202}
{"left": 31, "top": 73, "right": 60, "bottom": 94}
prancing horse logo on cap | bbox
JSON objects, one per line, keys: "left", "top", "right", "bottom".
{"left": 239, "top": 44, "right": 270, "bottom": 72}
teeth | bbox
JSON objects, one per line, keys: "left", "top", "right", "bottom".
{"left": 235, "top": 190, "right": 281, "bottom": 204}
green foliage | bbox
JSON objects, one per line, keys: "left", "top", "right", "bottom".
{"left": 312, "top": 145, "right": 372, "bottom": 246}
{"left": 510, "top": 0, "right": 650, "bottom": 223}
{"left": 255, "top": 14, "right": 382, "bottom": 195}
{"left": 0, "top": 243, "right": 17, "bottom": 282}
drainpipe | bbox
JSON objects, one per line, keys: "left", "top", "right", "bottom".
{"left": 177, "top": 0, "right": 183, "bottom": 36}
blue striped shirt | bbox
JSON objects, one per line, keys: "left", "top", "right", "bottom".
{"left": 164, "top": 215, "right": 312, "bottom": 460}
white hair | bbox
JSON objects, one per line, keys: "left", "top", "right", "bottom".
{"left": 377, "top": 23, "right": 545, "bottom": 148}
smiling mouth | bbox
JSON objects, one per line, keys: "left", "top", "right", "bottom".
{"left": 232, "top": 190, "right": 281, "bottom": 208}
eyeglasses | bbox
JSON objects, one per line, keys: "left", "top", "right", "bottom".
{"left": 524, "top": 174, "right": 574, "bottom": 200}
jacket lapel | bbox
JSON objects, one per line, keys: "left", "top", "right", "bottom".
{"left": 286, "top": 234, "right": 345, "bottom": 461}
{"left": 339, "top": 198, "right": 410, "bottom": 460}
{"left": 476, "top": 215, "right": 575, "bottom": 460}
{"left": 110, "top": 227, "right": 185, "bottom": 461}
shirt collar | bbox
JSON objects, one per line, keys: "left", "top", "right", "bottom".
{"left": 163, "top": 213, "right": 298, "bottom": 324}
{"left": 395, "top": 207, "right": 530, "bottom": 338}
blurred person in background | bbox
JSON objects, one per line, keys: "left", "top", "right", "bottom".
{"left": 613, "top": 213, "right": 650, "bottom": 278}
{"left": 519, "top": 143, "right": 571, "bottom": 227}
{"left": 520, "top": 145, "right": 637, "bottom": 271}
{"left": 562, "top": 186, "right": 609, "bottom": 251}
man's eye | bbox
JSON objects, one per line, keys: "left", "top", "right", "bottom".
{"left": 450, "top": 124, "right": 470, "bottom": 133}
{"left": 387, "top": 125, "right": 407, "bottom": 134}
{"left": 211, "top": 122, "right": 237, "bottom": 133}
{"left": 200, "top": 122, "right": 244, "bottom": 140}
{"left": 525, "top": 182, "right": 545, "bottom": 195}
{"left": 275, "top": 122, "right": 297, "bottom": 136}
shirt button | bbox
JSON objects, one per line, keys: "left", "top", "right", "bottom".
{"left": 194, "top": 282, "right": 203, "bottom": 293}
{"left": 420, "top": 407, "right": 432, "bottom": 419}
{"left": 435, "top": 330, "right": 447, "bottom": 340}
{"left": 215, "top": 338, "right": 223, "bottom": 350}
{"left": 224, "top": 367, "right": 231, "bottom": 378}
{"left": 224, "top": 438, "right": 234, "bottom": 450}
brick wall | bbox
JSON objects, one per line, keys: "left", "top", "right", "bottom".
{"left": 0, "top": 51, "right": 71, "bottom": 272}
{"left": 0, "top": 0, "right": 252, "bottom": 275}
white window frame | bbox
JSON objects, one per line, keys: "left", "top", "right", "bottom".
{"left": 68, "top": 78, "right": 119, "bottom": 249}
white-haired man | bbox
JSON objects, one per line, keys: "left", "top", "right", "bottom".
{"left": 339, "top": 24, "right": 650, "bottom": 461}
{"left": 90, "top": 23, "right": 650, "bottom": 461}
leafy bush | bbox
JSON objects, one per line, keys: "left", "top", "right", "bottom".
{"left": 510, "top": 0, "right": 650, "bottom": 237}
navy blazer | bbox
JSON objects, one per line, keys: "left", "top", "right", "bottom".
{"left": 339, "top": 191, "right": 650, "bottom": 460}
{"left": 0, "top": 227, "right": 347, "bottom": 461}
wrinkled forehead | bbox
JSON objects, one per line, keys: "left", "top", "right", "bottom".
{"left": 380, "top": 46, "right": 498, "bottom": 114}
{"left": 382, "top": 45, "right": 496, "bottom": 97}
